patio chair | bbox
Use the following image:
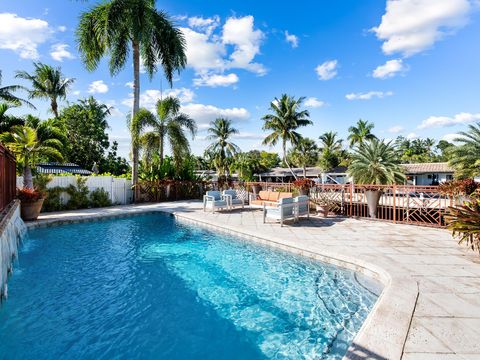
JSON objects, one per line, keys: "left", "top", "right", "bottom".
{"left": 263, "top": 197, "right": 295, "bottom": 226}
{"left": 203, "top": 191, "right": 229, "bottom": 213}
{"left": 222, "top": 189, "right": 245, "bottom": 209}
{"left": 294, "top": 195, "right": 310, "bottom": 221}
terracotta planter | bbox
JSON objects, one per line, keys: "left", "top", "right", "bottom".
{"left": 365, "top": 190, "right": 382, "bottom": 219}
{"left": 20, "top": 198, "right": 44, "bottom": 221}
{"left": 316, "top": 204, "right": 330, "bottom": 217}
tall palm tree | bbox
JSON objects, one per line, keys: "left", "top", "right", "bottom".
{"left": 319, "top": 131, "right": 343, "bottom": 152}
{"left": 288, "top": 137, "right": 319, "bottom": 178}
{"left": 77, "top": 0, "right": 187, "bottom": 190}
{"left": 347, "top": 119, "right": 377, "bottom": 147}
{"left": 0, "top": 70, "right": 35, "bottom": 108}
{"left": 138, "top": 97, "right": 196, "bottom": 167}
{"left": 0, "top": 125, "right": 63, "bottom": 189}
{"left": 262, "top": 94, "right": 313, "bottom": 178}
{"left": 348, "top": 139, "right": 405, "bottom": 185}
{"left": 206, "top": 118, "right": 240, "bottom": 177}
{"left": 449, "top": 122, "right": 480, "bottom": 178}
{"left": 15, "top": 62, "right": 74, "bottom": 117}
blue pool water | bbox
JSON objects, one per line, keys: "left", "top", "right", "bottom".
{"left": 0, "top": 213, "right": 380, "bottom": 359}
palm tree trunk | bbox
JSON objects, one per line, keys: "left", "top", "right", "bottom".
{"left": 131, "top": 41, "right": 141, "bottom": 201}
{"left": 303, "top": 165, "right": 306, "bottom": 178}
{"left": 51, "top": 98, "right": 59, "bottom": 118}
{"left": 283, "top": 138, "right": 297, "bottom": 180}
{"left": 23, "top": 164, "right": 33, "bottom": 189}
{"left": 159, "top": 128, "right": 164, "bottom": 165}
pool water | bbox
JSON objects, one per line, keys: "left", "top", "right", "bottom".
{"left": 0, "top": 213, "right": 380, "bottom": 359}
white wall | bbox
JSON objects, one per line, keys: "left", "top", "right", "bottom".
{"left": 17, "top": 176, "right": 133, "bottom": 205}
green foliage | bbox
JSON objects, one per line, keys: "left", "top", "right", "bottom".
{"left": 99, "top": 141, "right": 130, "bottom": 176}
{"left": 33, "top": 173, "right": 53, "bottom": 192}
{"left": 89, "top": 188, "right": 112, "bottom": 208}
{"left": 394, "top": 136, "right": 436, "bottom": 163}
{"left": 0, "top": 70, "right": 35, "bottom": 108}
{"left": 64, "top": 177, "right": 90, "bottom": 210}
{"left": 206, "top": 118, "right": 240, "bottom": 176}
{"left": 259, "top": 151, "right": 281, "bottom": 169}
{"left": 448, "top": 122, "right": 480, "bottom": 178}
{"left": 138, "top": 154, "right": 198, "bottom": 181}
{"left": 0, "top": 103, "right": 25, "bottom": 132}
{"left": 348, "top": 139, "right": 406, "bottom": 185}
{"left": 445, "top": 196, "right": 480, "bottom": 253}
{"left": 287, "top": 137, "right": 319, "bottom": 176}
{"left": 60, "top": 97, "right": 111, "bottom": 171}
{"left": 347, "top": 119, "right": 377, "bottom": 147}
{"left": 230, "top": 152, "right": 262, "bottom": 181}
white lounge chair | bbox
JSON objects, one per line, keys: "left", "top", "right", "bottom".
{"left": 263, "top": 197, "right": 295, "bottom": 226}
{"left": 222, "top": 189, "right": 245, "bottom": 209}
{"left": 294, "top": 195, "right": 310, "bottom": 221}
{"left": 203, "top": 191, "right": 229, "bottom": 213}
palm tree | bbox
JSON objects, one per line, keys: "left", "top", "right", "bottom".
{"left": 15, "top": 62, "right": 74, "bottom": 117}
{"left": 138, "top": 97, "right": 196, "bottom": 168}
{"left": 0, "top": 103, "right": 25, "bottom": 132}
{"left": 206, "top": 118, "right": 240, "bottom": 177}
{"left": 448, "top": 122, "right": 480, "bottom": 178}
{"left": 287, "top": 137, "right": 319, "bottom": 178}
{"left": 262, "top": 94, "right": 313, "bottom": 178}
{"left": 230, "top": 152, "right": 261, "bottom": 181}
{"left": 0, "top": 70, "right": 35, "bottom": 108}
{"left": 319, "top": 131, "right": 343, "bottom": 153}
{"left": 347, "top": 119, "right": 377, "bottom": 147}
{"left": 77, "top": 0, "right": 187, "bottom": 190}
{"left": 0, "top": 125, "right": 63, "bottom": 189}
{"left": 348, "top": 139, "right": 405, "bottom": 185}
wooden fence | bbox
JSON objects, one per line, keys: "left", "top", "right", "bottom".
{"left": 246, "top": 182, "right": 451, "bottom": 228}
{"left": 0, "top": 143, "right": 16, "bottom": 214}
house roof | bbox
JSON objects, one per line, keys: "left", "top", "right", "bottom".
{"left": 35, "top": 162, "right": 92, "bottom": 175}
{"left": 401, "top": 162, "right": 454, "bottom": 174}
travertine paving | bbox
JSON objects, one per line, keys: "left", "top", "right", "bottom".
{"left": 30, "top": 201, "right": 480, "bottom": 360}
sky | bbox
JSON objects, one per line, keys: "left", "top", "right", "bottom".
{"left": 1, "top": 0, "right": 480, "bottom": 159}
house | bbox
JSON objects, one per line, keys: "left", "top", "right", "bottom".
{"left": 402, "top": 162, "right": 454, "bottom": 186}
{"left": 256, "top": 166, "right": 349, "bottom": 184}
{"left": 35, "top": 162, "right": 92, "bottom": 176}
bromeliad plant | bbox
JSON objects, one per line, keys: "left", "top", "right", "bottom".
{"left": 445, "top": 194, "right": 480, "bottom": 253}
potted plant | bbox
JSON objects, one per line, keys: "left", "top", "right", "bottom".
{"left": 347, "top": 139, "right": 405, "bottom": 218}
{"left": 0, "top": 125, "right": 63, "bottom": 219}
{"left": 293, "top": 178, "right": 315, "bottom": 195}
{"left": 312, "top": 192, "right": 339, "bottom": 217}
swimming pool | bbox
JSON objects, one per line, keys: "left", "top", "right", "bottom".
{"left": 0, "top": 213, "right": 380, "bottom": 359}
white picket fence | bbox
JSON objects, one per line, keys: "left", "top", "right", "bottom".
{"left": 17, "top": 176, "right": 133, "bottom": 205}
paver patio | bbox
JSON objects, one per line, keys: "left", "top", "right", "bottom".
{"left": 29, "top": 201, "right": 480, "bottom": 360}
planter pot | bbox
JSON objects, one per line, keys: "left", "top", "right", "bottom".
{"left": 316, "top": 204, "right": 330, "bottom": 217}
{"left": 365, "top": 190, "right": 382, "bottom": 219}
{"left": 20, "top": 198, "right": 44, "bottom": 221}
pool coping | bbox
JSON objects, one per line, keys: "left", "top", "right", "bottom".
{"left": 26, "top": 205, "right": 418, "bottom": 360}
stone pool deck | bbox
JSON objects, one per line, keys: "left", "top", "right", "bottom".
{"left": 28, "top": 201, "right": 480, "bottom": 360}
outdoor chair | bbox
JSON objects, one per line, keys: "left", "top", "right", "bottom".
{"left": 294, "top": 195, "right": 310, "bottom": 221}
{"left": 203, "top": 191, "right": 229, "bottom": 213}
{"left": 222, "top": 189, "right": 245, "bottom": 209}
{"left": 263, "top": 197, "right": 295, "bottom": 226}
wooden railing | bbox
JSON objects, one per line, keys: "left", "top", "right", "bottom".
{"left": 246, "top": 182, "right": 451, "bottom": 228}
{"left": 0, "top": 143, "right": 16, "bottom": 214}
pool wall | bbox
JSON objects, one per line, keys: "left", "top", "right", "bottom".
{"left": 0, "top": 201, "right": 26, "bottom": 299}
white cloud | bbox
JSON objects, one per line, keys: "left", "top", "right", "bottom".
{"left": 57, "top": 25, "right": 67, "bottom": 32}
{"left": 222, "top": 16, "right": 266, "bottom": 75}
{"left": 193, "top": 73, "right": 239, "bottom": 87}
{"left": 388, "top": 125, "right": 404, "bottom": 133}
{"left": 125, "top": 81, "right": 134, "bottom": 89}
{"left": 121, "top": 88, "right": 195, "bottom": 110}
{"left": 88, "top": 80, "right": 109, "bottom": 94}
{"left": 442, "top": 133, "right": 460, "bottom": 142}
{"left": 372, "top": 0, "right": 474, "bottom": 57}
{"left": 72, "top": 90, "right": 81, "bottom": 96}
{"left": 0, "top": 13, "right": 52, "bottom": 59}
{"left": 180, "top": 27, "right": 226, "bottom": 72}
{"left": 181, "top": 103, "right": 250, "bottom": 127}
{"left": 304, "top": 97, "right": 325, "bottom": 108}
{"left": 285, "top": 31, "right": 299, "bottom": 48}
{"left": 345, "top": 91, "right": 393, "bottom": 100}
{"left": 50, "top": 43, "right": 74, "bottom": 61}
{"left": 372, "top": 59, "right": 408, "bottom": 79}
{"left": 418, "top": 112, "right": 480, "bottom": 129}
{"left": 315, "top": 60, "right": 338, "bottom": 80}
{"left": 188, "top": 16, "right": 220, "bottom": 36}
{"left": 406, "top": 132, "right": 418, "bottom": 139}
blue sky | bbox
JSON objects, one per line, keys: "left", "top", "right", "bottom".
{"left": 1, "top": 0, "right": 480, "bottom": 158}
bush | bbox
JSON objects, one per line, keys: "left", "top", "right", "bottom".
{"left": 445, "top": 195, "right": 480, "bottom": 253}
{"left": 89, "top": 188, "right": 112, "bottom": 208}
{"left": 65, "top": 177, "right": 90, "bottom": 210}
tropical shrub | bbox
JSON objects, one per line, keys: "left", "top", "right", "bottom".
{"left": 17, "top": 188, "right": 44, "bottom": 203}
{"left": 90, "top": 188, "right": 112, "bottom": 208}
{"left": 348, "top": 139, "right": 405, "bottom": 185}
{"left": 64, "top": 177, "right": 90, "bottom": 210}
{"left": 293, "top": 178, "right": 315, "bottom": 191}
{"left": 448, "top": 122, "right": 480, "bottom": 178}
{"left": 438, "top": 179, "right": 479, "bottom": 197}
{"left": 445, "top": 196, "right": 480, "bottom": 253}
